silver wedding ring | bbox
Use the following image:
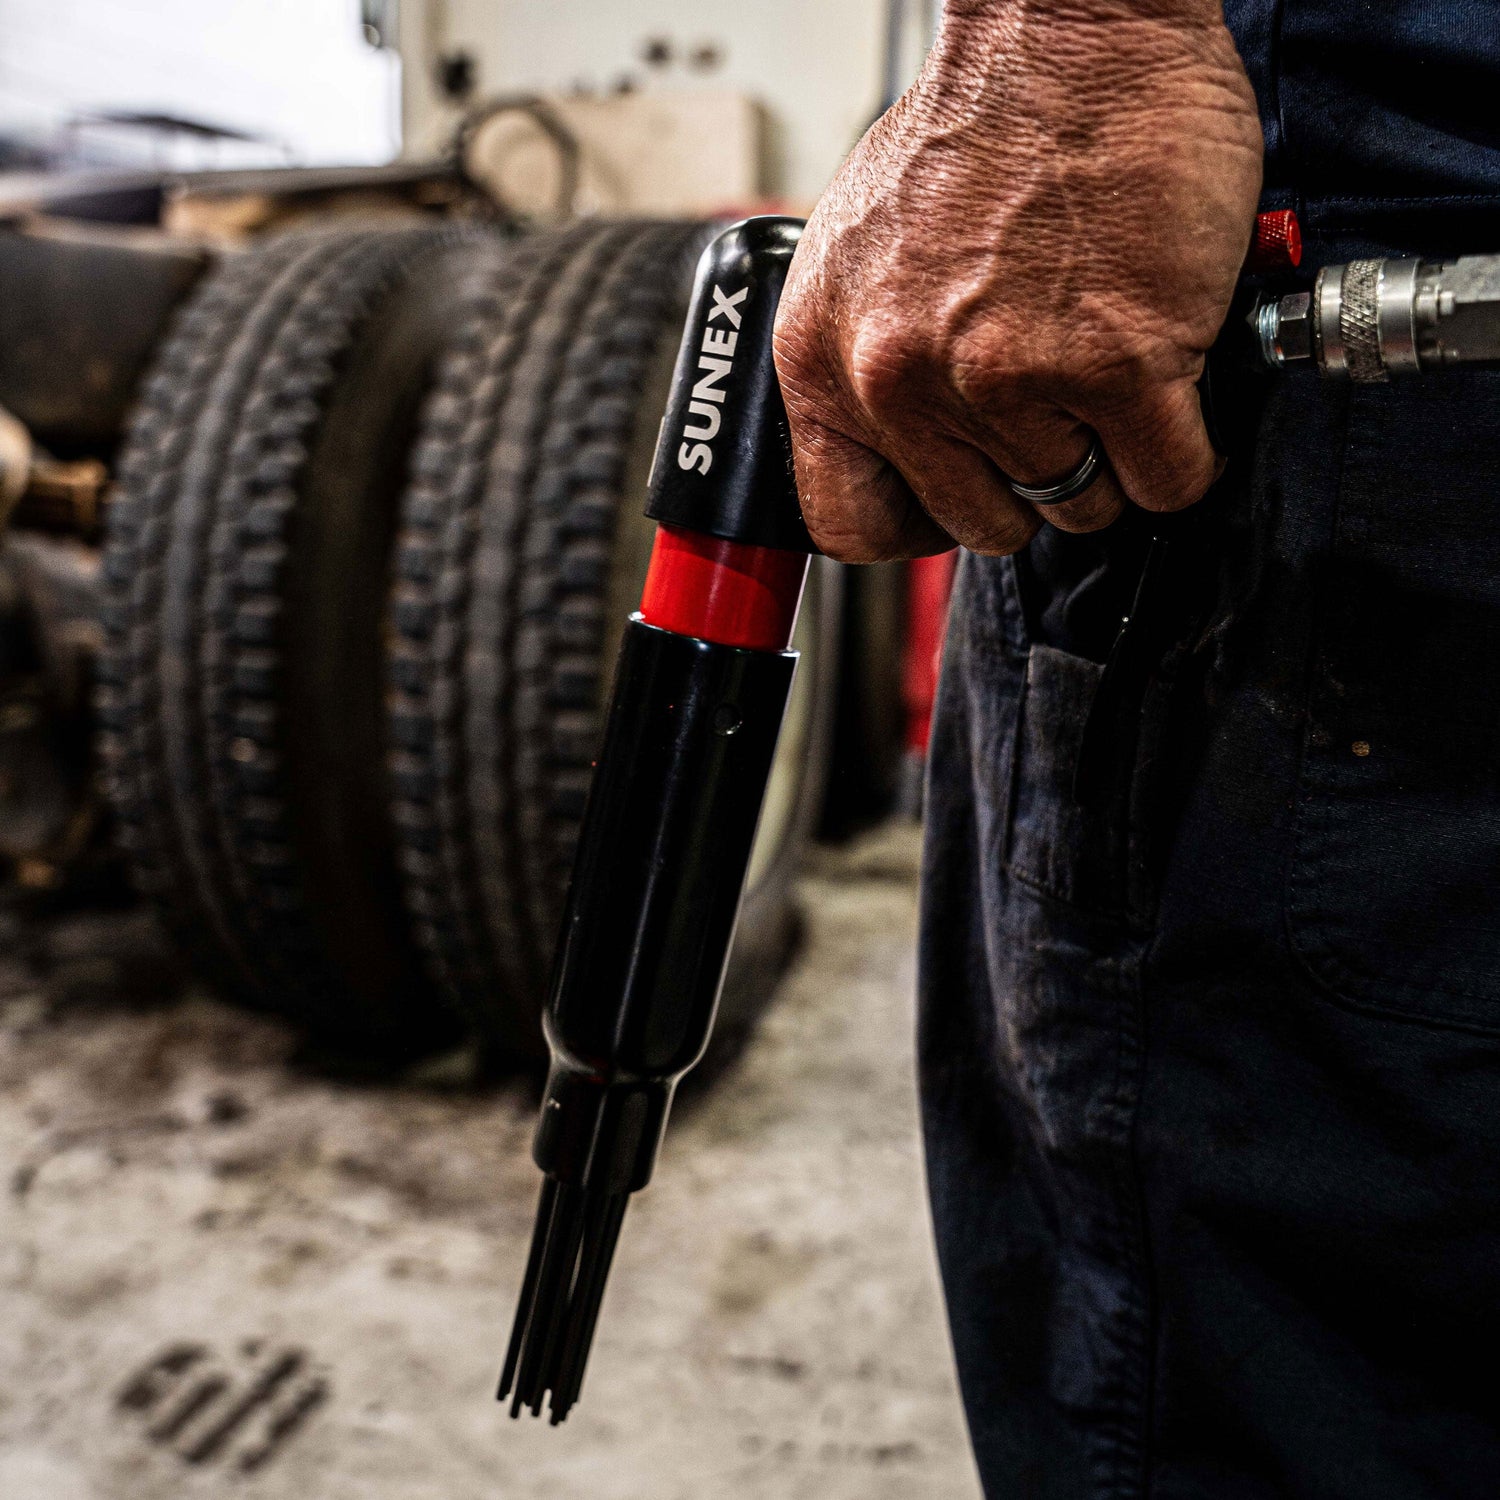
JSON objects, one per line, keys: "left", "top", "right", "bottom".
{"left": 1008, "top": 436, "right": 1105, "bottom": 507}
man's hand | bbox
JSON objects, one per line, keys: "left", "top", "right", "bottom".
{"left": 773, "top": 0, "right": 1263, "bottom": 560}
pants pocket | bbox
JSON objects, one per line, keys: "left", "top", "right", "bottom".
{"left": 1008, "top": 642, "right": 1127, "bottom": 916}
{"left": 1287, "top": 371, "right": 1500, "bottom": 1033}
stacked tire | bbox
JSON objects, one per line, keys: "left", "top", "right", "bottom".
{"left": 98, "top": 225, "right": 489, "bottom": 1057}
{"left": 99, "top": 218, "right": 838, "bottom": 1063}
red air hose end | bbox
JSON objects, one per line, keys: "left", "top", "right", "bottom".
{"left": 1246, "top": 209, "right": 1303, "bottom": 273}
{"left": 638, "top": 524, "right": 808, "bottom": 653}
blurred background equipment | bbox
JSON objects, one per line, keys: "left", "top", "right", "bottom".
{"left": 455, "top": 90, "right": 764, "bottom": 221}
{"left": 0, "top": 403, "right": 31, "bottom": 525}
{"left": 397, "top": 0, "right": 893, "bottom": 209}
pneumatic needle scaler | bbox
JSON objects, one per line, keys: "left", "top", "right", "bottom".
{"left": 499, "top": 211, "right": 1500, "bottom": 1426}
{"left": 499, "top": 217, "right": 815, "bottom": 1424}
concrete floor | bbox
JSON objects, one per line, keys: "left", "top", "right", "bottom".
{"left": 0, "top": 825, "right": 982, "bottom": 1500}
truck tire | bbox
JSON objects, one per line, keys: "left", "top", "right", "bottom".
{"left": 389, "top": 219, "right": 840, "bottom": 1059}
{"left": 98, "top": 224, "right": 499, "bottom": 1057}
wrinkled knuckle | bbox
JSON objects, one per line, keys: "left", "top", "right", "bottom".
{"left": 1119, "top": 433, "right": 1217, "bottom": 510}
{"left": 1047, "top": 493, "right": 1124, "bottom": 535}
{"left": 770, "top": 311, "right": 809, "bottom": 368}
{"left": 771, "top": 306, "right": 826, "bottom": 388}
{"left": 1077, "top": 373, "right": 1141, "bottom": 420}
{"left": 1132, "top": 466, "right": 1213, "bottom": 513}
{"left": 804, "top": 511, "right": 897, "bottom": 565}
{"left": 813, "top": 532, "right": 891, "bottom": 565}
{"left": 951, "top": 355, "right": 1028, "bottom": 414}
{"left": 779, "top": 372, "right": 838, "bottom": 432}
{"left": 1070, "top": 346, "right": 1157, "bottom": 414}
{"left": 956, "top": 507, "right": 1039, "bottom": 558}
{"left": 848, "top": 324, "right": 928, "bottom": 418}
{"left": 775, "top": 349, "right": 848, "bottom": 441}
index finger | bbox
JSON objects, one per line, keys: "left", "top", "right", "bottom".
{"left": 783, "top": 405, "right": 957, "bottom": 562}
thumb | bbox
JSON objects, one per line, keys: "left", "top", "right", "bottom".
{"left": 1093, "top": 376, "right": 1222, "bottom": 515}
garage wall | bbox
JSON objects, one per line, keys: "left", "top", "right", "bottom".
{"left": 399, "top": 0, "right": 897, "bottom": 208}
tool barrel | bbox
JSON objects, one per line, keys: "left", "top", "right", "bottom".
{"left": 535, "top": 618, "right": 797, "bottom": 1192}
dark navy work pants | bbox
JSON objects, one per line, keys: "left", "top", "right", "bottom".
{"left": 918, "top": 5, "right": 1500, "bottom": 1496}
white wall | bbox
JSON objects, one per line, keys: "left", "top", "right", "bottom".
{"left": 0, "top": 0, "right": 399, "bottom": 168}
{"left": 402, "top": 0, "right": 894, "bottom": 208}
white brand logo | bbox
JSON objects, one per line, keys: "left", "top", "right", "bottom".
{"left": 677, "top": 284, "right": 748, "bottom": 476}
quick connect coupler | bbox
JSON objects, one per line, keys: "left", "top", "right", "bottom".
{"left": 1256, "top": 253, "right": 1500, "bottom": 379}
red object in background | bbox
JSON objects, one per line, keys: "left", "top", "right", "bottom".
{"left": 1245, "top": 209, "right": 1302, "bottom": 273}
{"left": 639, "top": 523, "right": 808, "bottom": 653}
{"left": 904, "top": 549, "right": 959, "bottom": 757}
